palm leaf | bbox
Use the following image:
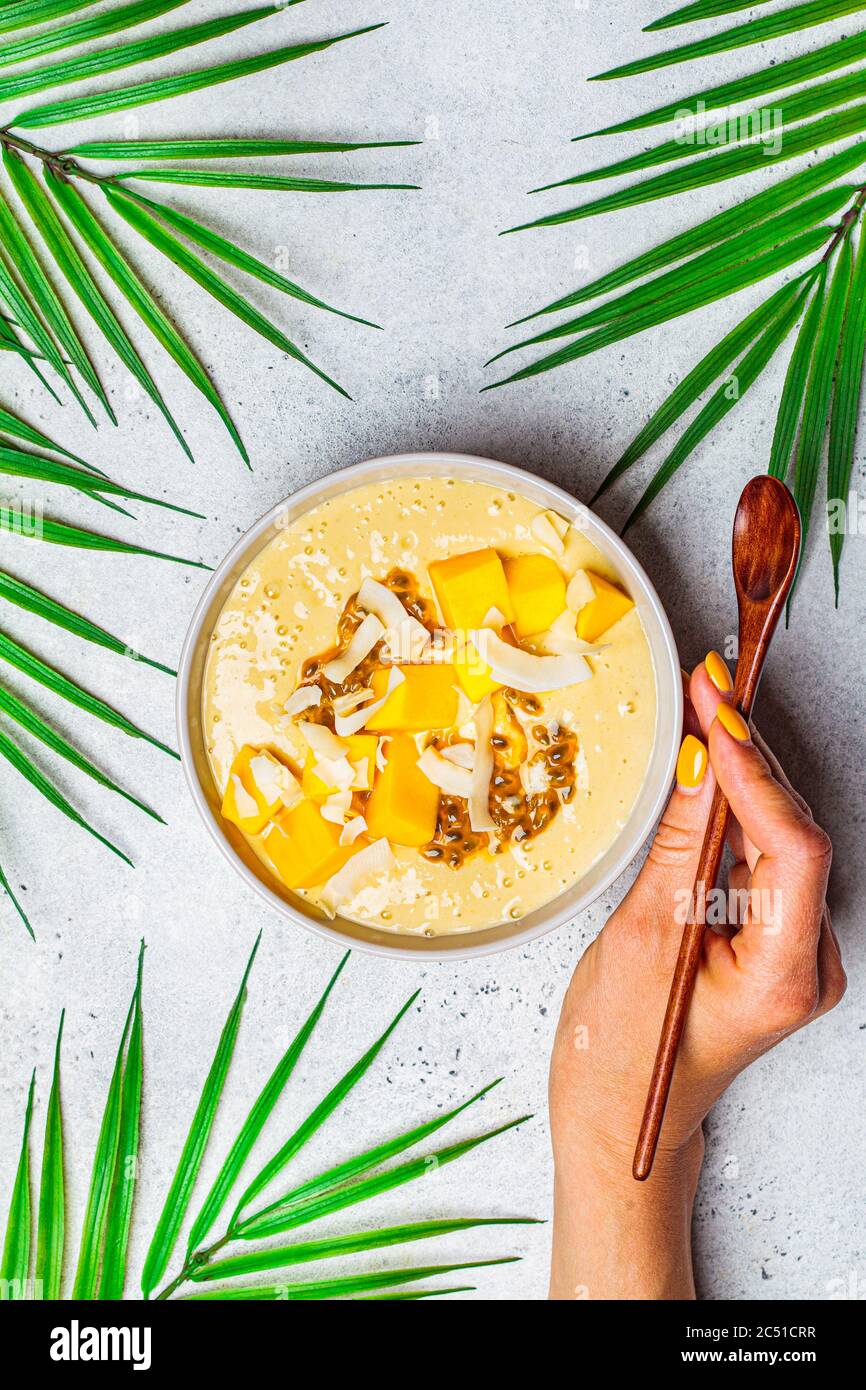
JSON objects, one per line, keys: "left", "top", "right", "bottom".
{"left": 105, "top": 185, "right": 350, "bottom": 398}
{"left": 0, "top": 440, "right": 204, "bottom": 515}
{"left": 186, "top": 950, "right": 349, "bottom": 1257}
{"left": 0, "top": 856, "right": 32, "bottom": 936}
{"left": 113, "top": 169, "right": 418, "bottom": 192}
{"left": 234, "top": 1079, "right": 504, "bottom": 1221}
{"left": 0, "top": 247, "right": 82, "bottom": 402}
{"left": 236, "top": 1115, "right": 532, "bottom": 1242}
{"left": 581, "top": 30, "right": 866, "bottom": 138}
{"left": 591, "top": 0, "right": 866, "bottom": 81}
{"left": 623, "top": 280, "right": 812, "bottom": 529}
{"left": 768, "top": 272, "right": 828, "bottom": 479}
{"left": 0, "top": 1072, "right": 34, "bottom": 1300}
{"left": 0, "top": 7, "right": 279, "bottom": 104}
{"left": 3, "top": 952, "right": 535, "bottom": 1302}
{"left": 552, "top": 71, "right": 866, "bottom": 190}
{"left": 496, "top": 192, "right": 846, "bottom": 360}
{"left": 229, "top": 990, "right": 421, "bottom": 1224}
{"left": 594, "top": 278, "right": 809, "bottom": 499}
{"left": 0, "top": 568, "right": 173, "bottom": 675}
{"left": 0, "top": 679, "right": 162, "bottom": 819}
{"left": 0, "top": 724, "right": 133, "bottom": 865}
{"left": 0, "top": 403, "right": 89, "bottom": 465}
{"left": 647, "top": 0, "right": 785, "bottom": 27}
{"left": 43, "top": 169, "right": 246, "bottom": 462}
{"left": 69, "top": 137, "right": 419, "bottom": 160}
{"left": 792, "top": 236, "right": 854, "bottom": 566}
{"left": 71, "top": 988, "right": 135, "bottom": 1298}
{"left": 3, "top": 149, "right": 193, "bottom": 460}
{"left": 99, "top": 943, "right": 144, "bottom": 1299}
{"left": 0, "top": 0, "right": 188, "bottom": 70}
{"left": 0, "top": 627, "right": 175, "bottom": 755}
{"left": 35, "top": 1012, "right": 64, "bottom": 1300}
{"left": 115, "top": 190, "right": 379, "bottom": 328}
{"left": 193, "top": 1221, "right": 535, "bottom": 1283}
{"left": 0, "top": 0, "right": 142, "bottom": 38}
{"left": 183, "top": 1257, "right": 517, "bottom": 1301}
{"left": 140, "top": 933, "right": 260, "bottom": 1299}
{"left": 486, "top": 228, "right": 830, "bottom": 388}
{"left": 828, "top": 219, "right": 866, "bottom": 596}
{"left": 13, "top": 23, "right": 386, "bottom": 128}
{"left": 514, "top": 150, "right": 866, "bottom": 323}
{"left": 0, "top": 185, "right": 110, "bottom": 419}
{"left": 0, "top": 506, "right": 208, "bottom": 567}
{"left": 507, "top": 107, "right": 866, "bottom": 231}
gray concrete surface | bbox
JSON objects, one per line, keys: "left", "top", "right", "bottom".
{"left": 0, "top": 0, "right": 863, "bottom": 1302}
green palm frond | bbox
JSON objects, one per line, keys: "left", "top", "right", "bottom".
{"left": 491, "top": 2, "right": 866, "bottom": 604}
{"left": 0, "top": 3, "right": 413, "bottom": 935}
{"left": 0, "top": 945, "right": 536, "bottom": 1301}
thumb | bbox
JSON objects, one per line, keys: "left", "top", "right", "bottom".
{"left": 628, "top": 731, "right": 715, "bottom": 923}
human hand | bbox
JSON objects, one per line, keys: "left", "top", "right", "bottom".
{"left": 548, "top": 655, "right": 845, "bottom": 1299}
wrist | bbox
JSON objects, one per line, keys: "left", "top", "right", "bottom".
{"left": 549, "top": 1126, "right": 704, "bottom": 1300}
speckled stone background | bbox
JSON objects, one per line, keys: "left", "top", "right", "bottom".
{"left": 0, "top": 0, "right": 863, "bottom": 1302}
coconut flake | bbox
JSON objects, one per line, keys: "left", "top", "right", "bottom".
{"left": 350, "top": 756, "right": 372, "bottom": 791}
{"left": 531, "top": 510, "right": 568, "bottom": 556}
{"left": 230, "top": 774, "right": 259, "bottom": 821}
{"left": 320, "top": 837, "right": 395, "bottom": 917}
{"left": 321, "top": 791, "right": 352, "bottom": 824}
{"left": 565, "top": 569, "right": 596, "bottom": 612}
{"left": 339, "top": 815, "right": 368, "bottom": 846}
{"left": 529, "top": 609, "right": 606, "bottom": 658}
{"left": 298, "top": 722, "right": 346, "bottom": 761}
{"left": 469, "top": 628, "right": 592, "bottom": 693}
{"left": 441, "top": 742, "right": 474, "bottom": 769}
{"left": 333, "top": 667, "right": 405, "bottom": 737}
{"left": 481, "top": 606, "right": 506, "bottom": 630}
{"left": 332, "top": 688, "right": 374, "bottom": 718}
{"left": 357, "top": 578, "right": 430, "bottom": 660}
{"left": 322, "top": 613, "right": 384, "bottom": 684}
{"left": 468, "top": 698, "right": 495, "bottom": 832}
{"left": 416, "top": 746, "right": 474, "bottom": 797}
{"left": 312, "top": 756, "right": 355, "bottom": 792}
{"left": 283, "top": 685, "right": 321, "bottom": 717}
{"left": 248, "top": 753, "right": 301, "bottom": 810}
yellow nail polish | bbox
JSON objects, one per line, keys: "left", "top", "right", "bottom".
{"left": 716, "top": 702, "right": 750, "bottom": 742}
{"left": 705, "top": 650, "right": 733, "bottom": 694}
{"left": 677, "top": 734, "right": 708, "bottom": 789}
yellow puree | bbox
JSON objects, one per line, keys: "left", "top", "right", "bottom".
{"left": 203, "top": 477, "right": 657, "bottom": 936}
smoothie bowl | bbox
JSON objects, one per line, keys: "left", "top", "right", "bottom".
{"left": 178, "top": 453, "right": 681, "bottom": 958}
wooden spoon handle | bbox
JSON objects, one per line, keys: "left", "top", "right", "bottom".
{"left": 633, "top": 483, "right": 799, "bottom": 1181}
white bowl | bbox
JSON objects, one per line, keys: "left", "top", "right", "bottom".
{"left": 177, "top": 452, "right": 681, "bottom": 959}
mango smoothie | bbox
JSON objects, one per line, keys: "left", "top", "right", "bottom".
{"left": 202, "top": 476, "right": 657, "bottom": 936}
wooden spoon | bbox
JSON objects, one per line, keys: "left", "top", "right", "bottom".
{"left": 632, "top": 475, "right": 801, "bottom": 1182}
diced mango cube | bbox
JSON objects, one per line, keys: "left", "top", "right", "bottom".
{"left": 503, "top": 554, "right": 567, "bottom": 638}
{"left": 452, "top": 644, "right": 502, "bottom": 702}
{"left": 365, "top": 665, "right": 458, "bottom": 733}
{"left": 221, "top": 744, "right": 297, "bottom": 835}
{"left": 263, "top": 799, "right": 356, "bottom": 889}
{"left": 428, "top": 548, "right": 514, "bottom": 632}
{"left": 575, "top": 571, "right": 635, "bottom": 642}
{"left": 302, "top": 734, "right": 378, "bottom": 800}
{"left": 366, "top": 733, "right": 439, "bottom": 847}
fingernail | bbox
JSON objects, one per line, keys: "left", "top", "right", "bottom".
{"left": 677, "top": 734, "right": 708, "bottom": 790}
{"left": 716, "top": 702, "right": 751, "bottom": 742}
{"left": 705, "top": 650, "right": 733, "bottom": 694}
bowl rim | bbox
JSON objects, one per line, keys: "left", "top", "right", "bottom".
{"left": 177, "top": 451, "right": 681, "bottom": 960}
